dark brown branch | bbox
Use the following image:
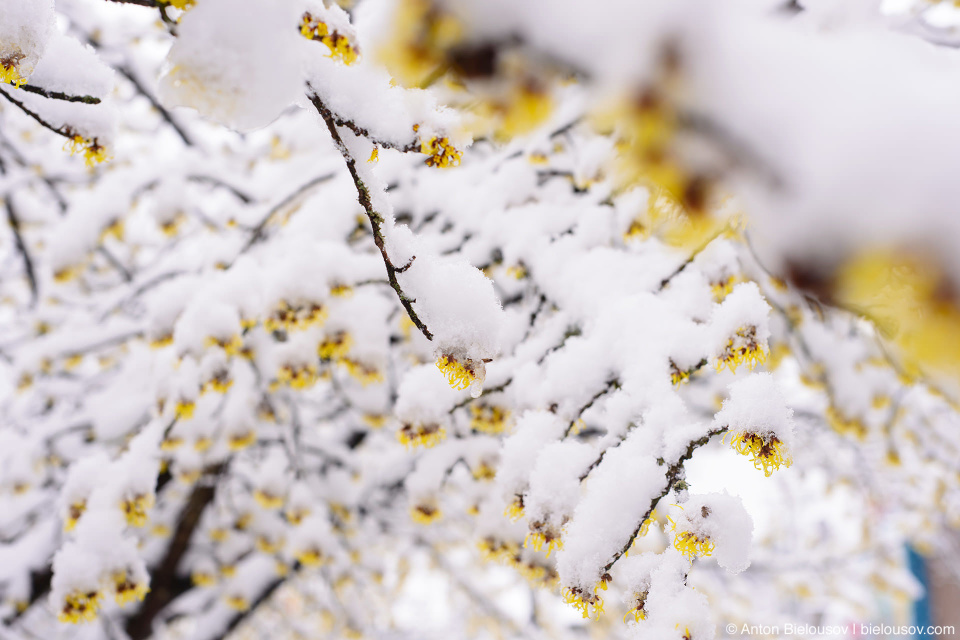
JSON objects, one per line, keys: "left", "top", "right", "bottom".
{"left": 117, "top": 65, "right": 192, "bottom": 146}
{"left": 563, "top": 378, "right": 620, "bottom": 437}
{"left": 14, "top": 84, "right": 101, "bottom": 104}
{"left": 4, "top": 200, "right": 38, "bottom": 305}
{"left": 0, "top": 86, "right": 75, "bottom": 141}
{"left": 602, "top": 426, "right": 726, "bottom": 573}
{"left": 105, "top": 0, "right": 160, "bottom": 6}
{"left": 125, "top": 464, "right": 224, "bottom": 640}
{"left": 328, "top": 114, "right": 420, "bottom": 154}
{"left": 310, "top": 93, "right": 434, "bottom": 341}
{"left": 212, "top": 569, "right": 293, "bottom": 640}
{"left": 240, "top": 173, "right": 335, "bottom": 252}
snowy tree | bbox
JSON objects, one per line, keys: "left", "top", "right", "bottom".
{"left": 2, "top": 1, "right": 960, "bottom": 639}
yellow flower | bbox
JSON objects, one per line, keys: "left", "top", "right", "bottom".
{"left": 273, "top": 363, "right": 321, "bottom": 391}
{"left": 160, "top": 437, "right": 183, "bottom": 452}
{"left": 193, "top": 436, "right": 212, "bottom": 453}
{"left": 64, "top": 501, "right": 86, "bottom": 532}
{"left": 715, "top": 326, "right": 767, "bottom": 374}
{"left": 504, "top": 495, "right": 524, "bottom": 521}
{"left": 201, "top": 371, "right": 233, "bottom": 394}
{"left": 54, "top": 264, "right": 84, "bottom": 283}
{"left": 224, "top": 594, "right": 249, "bottom": 611}
{"left": 477, "top": 537, "right": 520, "bottom": 564}
{"left": 285, "top": 508, "right": 310, "bottom": 525}
{"left": 227, "top": 430, "right": 256, "bottom": 451}
{"left": 673, "top": 529, "right": 715, "bottom": 559}
{"left": 122, "top": 494, "right": 154, "bottom": 527}
{"left": 255, "top": 535, "right": 283, "bottom": 554}
{"left": 524, "top": 530, "right": 563, "bottom": 557}
{"left": 209, "top": 528, "right": 229, "bottom": 542}
{"left": 253, "top": 489, "right": 285, "bottom": 510}
{"left": 59, "top": 590, "right": 102, "bottom": 624}
{"left": 470, "top": 404, "right": 510, "bottom": 435}
{"left": 471, "top": 461, "right": 496, "bottom": 481}
{"left": 100, "top": 219, "right": 125, "bottom": 243}
{"left": 340, "top": 358, "right": 383, "bottom": 385}
{"left": 396, "top": 422, "right": 446, "bottom": 448}
{"left": 295, "top": 547, "right": 328, "bottom": 567}
{"left": 410, "top": 501, "right": 442, "bottom": 525}
{"left": 265, "top": 300, "right": 327, "bottom": 333}
{"left": 421, "top": 136, "right": 461, "bottom": 168}
{"left": 318, "top": 331, "right": 352, "bottom": 361}
{"left": 112, "top": 571, "right": 149, "bottom": 606}
{"left": 562, "top": 585, "right": 605, "bottom": 620}
{"left": 0, "top": 59, "right": 27, "bottom": 88}
{"left": 367, "top": 148, "right": 379, "bottom": 163}
{"left": 624, "top": 591, "right": 648, "bottom": 623}
{"left": 826, "top": 406, "right": 867, "bottom": 439}
{"left": 64, "top": 135, "right": 110, "bottom": 168}
{"left": 711, "top": 275, "right": 740, "bottom": 302}
{"left": 174, "top": 399, "right": 195, "bottom": 420}
{"left": 361, "top": 414, "right": 387, "bottom": 429}
{"left": 204, "top": 334, "right": 244, "bottom": 357}
{"left": 728, "top": 432, "right": 792, "bottom": 477}
{"left": 300, "top": 13, "right": 359, "bottom": 64}
{"left": 150, "top": 333, "right": 174, "bottom": 349}
{"left": 330, "top": 283, "right": 354, "bottom": 297}
{"left": 192, "top": 571, "right": 217, "bottom": 587}
{"left": 436, "top": 354, "right": 476, "bottom": 390}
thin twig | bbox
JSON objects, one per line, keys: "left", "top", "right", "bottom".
{"left": 15, "top": 84, "right": 101, "bottom": 104}
{"left": 4, "top": 200, "right": 38, "bottom": 305}
{"left": 310, "top": 93, "right": 434, "bottom": 341}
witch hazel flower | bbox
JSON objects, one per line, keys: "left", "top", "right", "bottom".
{"left": 666, "top": 493, "right": 753, "bottom": 573}
{"left": 709, "top": 282, "right": 771, "bottom": 374}
{"left": 714, "top": 373, "right": 796, "bottom": 477}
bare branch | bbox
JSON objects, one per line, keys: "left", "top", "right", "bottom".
{"left": 309, "top": 93, "right": 434, "bottom": 341}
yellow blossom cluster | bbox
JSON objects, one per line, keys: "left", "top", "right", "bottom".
{"left": 524, "top": 530, "right": 563, "bottom": 557}
{"left": 318, "top": 331, "right": 353, "bottom": 361}
{"left": 59, "top": 590, "right": 102, "bottom": 624}
{"left": 112, "top": 571, "right": 150, "bottom": 605}
{"left": 504, "top": 495, "right": 524, "bottom": 521}
{"left": 64, "top": 501, "right": 86, "bottom": 531}
{"left": 300, "top": 13, "right": 359, "bottom": 65}
{"left": 253, "top": 489, "right": 285, "bottom": 510}
{"left": 397, "top": 422, "right": 446, "bottom": 448}
{"left": 729, "top": 432, "right": 792, "bottom": 477}
{"left": 271, "top": 363, "right": 321, "bottom": 391}
{"left": 624, "top": 591, "right": 648, "bottom": 623}
{"left": 715, "top": 326, "right": 768, "bottom": 374}
{"left": 469, "top": 404, "right": 510, "bottom": 434}
{"left": 410, "top": 501, "right": 443, "bottom": 524}
{"left": 64, "top": 135, "right": 110, "bottom": 168}
{"left": 264, "top": 300, "right": 327, "bottom": 333}
{"left": 122, "top": 494, "right": 154, "bottom": 527}
{"left": 296, "top": 547, "right": 329, "bottom": 567}
{"left": 0, "top": 57, "right": 27, "bottom": 88}
{"left": 421, "top": 136, "right": 462, "bottom": 168}
{"left": 562, "top": 583, "right": 606, "bottom": 620}
{"left": 339, "top": 358, "right": 384, "bottom": 385}
{"left": 204, "top": 334, "right": 244, "bottom": 357}
{"left": 672, "top": 530, "right": 716, "bottom": 559}
{"left": 436, "top": 354, "right": 476, "bottom": 390}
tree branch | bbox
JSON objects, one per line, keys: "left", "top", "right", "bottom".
{"left": 14, "top": 84, "right": 101, "bottom": 104}
{"left": 4, "top": 200, "right": 38, "bottom": 305}
{"left": 601, "top": 426, "right": 726, "bottom": 573}
{"left": 309, "top": 93, "right": 434, "bottom": 341}
{"left": 125, "top": 464, "right": 224, "bottom": 640}
{"left": 0, "top": 86, "right": 75, "bottom": 141}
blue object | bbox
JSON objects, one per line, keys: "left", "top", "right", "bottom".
{"left": 908, "top": 546, "right": 932, "bottom": 635}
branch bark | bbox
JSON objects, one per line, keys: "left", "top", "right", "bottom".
{"left": 309, "top": 93, "right": 434, "bottom": 342}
